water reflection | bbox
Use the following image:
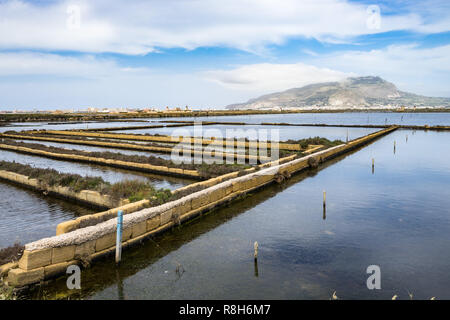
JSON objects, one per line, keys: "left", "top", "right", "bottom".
{"left": 17, "top": 130, "right": 450, "bottom": 300}
{"left": 0, "top": 181, "right": 95, "bottom": 247}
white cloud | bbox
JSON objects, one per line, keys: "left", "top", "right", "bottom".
{"left": 2, "top": 42, "right": 450, "bottom": 110}
{"left": 0, "top": 52, "right": 127, "bottom": 78}
{"left": 203, "top": 63, "right": 354, "bottom": 92}
{"left": 0, "top": 0, "right": 447, "bottom": 54}
{"left": 0, "top": 51, "right": 249, "bottom": 109}
{"left": 203, "top": 43, "right": 450, "bottom": 98}
{"left": 310, "top": 44, "right": 450, "bottom": 96}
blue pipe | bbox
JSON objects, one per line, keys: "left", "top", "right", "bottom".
{"left": 115, "top": 210, "right": 123, "bottom": 264}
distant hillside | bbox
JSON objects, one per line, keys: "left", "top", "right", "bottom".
{"left": 226, "top": 76, "right": 450, "bottom": 110}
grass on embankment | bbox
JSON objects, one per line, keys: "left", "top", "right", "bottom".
{"left": 0, "top": 160, "right": 173, "bottom": 205}
{"left": 0, "top": 242, "right": 24, "bottom": 266}
{"left": 0, "top": 138, "right": 253, "bottom": 179}
{"left": 286, "top": 136, "right": 344, "bottom": 149}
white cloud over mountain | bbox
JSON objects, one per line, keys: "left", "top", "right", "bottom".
{"left": 203, "top": 63, "right": 353, "bottom": 92}
{"left": 204, "top": 44, "right": 450, "bottom": 97}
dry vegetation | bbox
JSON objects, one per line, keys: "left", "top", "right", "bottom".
{"left": 0, "top": 160, "right": 173, "bottom": 204}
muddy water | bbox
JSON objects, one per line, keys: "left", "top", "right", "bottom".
{"left": 22, "top": 129, "right": 450, "bottom": 300}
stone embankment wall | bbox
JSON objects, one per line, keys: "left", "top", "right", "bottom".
{"left": 0, "top": 170, "right": 125, "bottom": 209}
{"left": 42, "top": 130, "right": 303, "bottom": 151}
{"left": 0, "top": 133, "right": 270, "bottom": 163}
{"left": 2, "top": 126, "right": 397, "bottom": 288}
{"left": 0, "top": 143, "right": 201, "bottom": 179}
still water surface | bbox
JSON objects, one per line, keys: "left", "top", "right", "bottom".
{"left": 0, "top": 148, "right": 193, "bottom": 248}
{"left": 0, "top": 182, "right": 95, "bottom": 247}
{"left": 24, "top": 129, "right": 450, "bottom": 300}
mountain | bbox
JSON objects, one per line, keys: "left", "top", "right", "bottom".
{"left": 226, "top": 76, "right": 450, "bottom": 110}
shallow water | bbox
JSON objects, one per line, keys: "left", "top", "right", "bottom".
{"left": 2, "top": 113, "right": 449, "bottom": 135}
{"left": 0, "top": 148, "right": 193, "bottom": 247}
{"left": 0, "top": 149, "right": 192, "bottom": 189}
{"left": 11, "top": 139, "right": 174, "bottom": 160}
{"left": 24, "top": 128, "right": 450, "bottom": 300}
{"left": 156, "top": 112, "right": 450, "bottom": 126}
{"left": 0, "top": 181, "right": 95, "bottom": 248}
{"left": 0, "top": 120, "right": 152, "bottom": 133}
{"left": 114, "top": 124, "right": 378, "bottom": 142}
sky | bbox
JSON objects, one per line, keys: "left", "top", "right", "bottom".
{"left": 0, "top": 0, "right": 449, "bottom": 110}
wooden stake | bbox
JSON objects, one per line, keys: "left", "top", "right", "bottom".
{"left": 323, "top": 190, "right": 326, "bottom": 207}
{"left": 254, "top": 241, "right": 258, "bottom": 260}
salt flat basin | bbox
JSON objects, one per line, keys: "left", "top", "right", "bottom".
{"left": 0, "top": 120, "right": 151, "bottom": 133}
{"left": 113, "top": 125, "right": 379, "bottom": 142}
{"left": 21, "top": 129, "right": 450, "bottom": 300}
{"left": 3, "top": 112, "right": 450, "bottom": 134}
{"left": 146, "top": 112, "right": 450, "bottom": 126}
{"left": 10, "top": 139, "right": 175, "bottom": 160}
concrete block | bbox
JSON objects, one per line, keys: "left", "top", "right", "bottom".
{"left": 132, "top": 221, "right": 147, "bottom": 238}
{"left": 210, "top": 188, "right": 226, "bottom": 203}
{"left": 225, "top": 184, "right": 234, "bottom": 196}
{"left": 232, "top": 181, "right": 241, "bottom": 193}
{"left": 191, "top": 193, "right": 209, "bottom": 209}
{"left": 146, "top": 216, "right": 161, "bottom": 232}
{"left": 44, "top": 261, "right": 77, "bottom": 279}
{"left": 56, "top": 220, "right": 80, "bottom": 235}
{"left": 122, "top": 227, "right": 133, "bottom": 241}
{"left": 8, "top": 267, "right": 44, "bottom": 287}
{"left": 52, "top": 245, "right": 76, "bottom": 264}
{"left": 95, "top": 233, "right": 116, "bottom": 252}
{"left": 0, "top": 262, "right": 18, "bottom": 277}
{"left": 74, "top": 240, "right": 96, "bottom": 258}
{"left": 160, "top": 208, "right": 174, "bottom": 225}
{"left": 18, "top": 248, "right": 52, "bottom": 270}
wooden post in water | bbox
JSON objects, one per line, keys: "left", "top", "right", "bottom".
{"left": 323, "top": 190, "right": 326, "bottom": 208}
{"left": 406, "top": 135, "right": 408, "bottom": 143}
{"left": 115, "top": 210, "right": 123, "bottom": 264}
{"left": 372, "top": 158, "right": 375, "bottom": 174}
{"left": 254, "top": 241, "right": 258, "bottom": 261}
{"left": 394, "top": 140, "right": 396, "bottom": 154}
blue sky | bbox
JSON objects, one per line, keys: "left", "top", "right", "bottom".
{"left": 0, "top": 0, "right": 449, "bottom": 110}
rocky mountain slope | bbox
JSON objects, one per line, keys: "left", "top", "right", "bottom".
{"left": 226, "top": 76, "right": 450, "bottom": 109}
